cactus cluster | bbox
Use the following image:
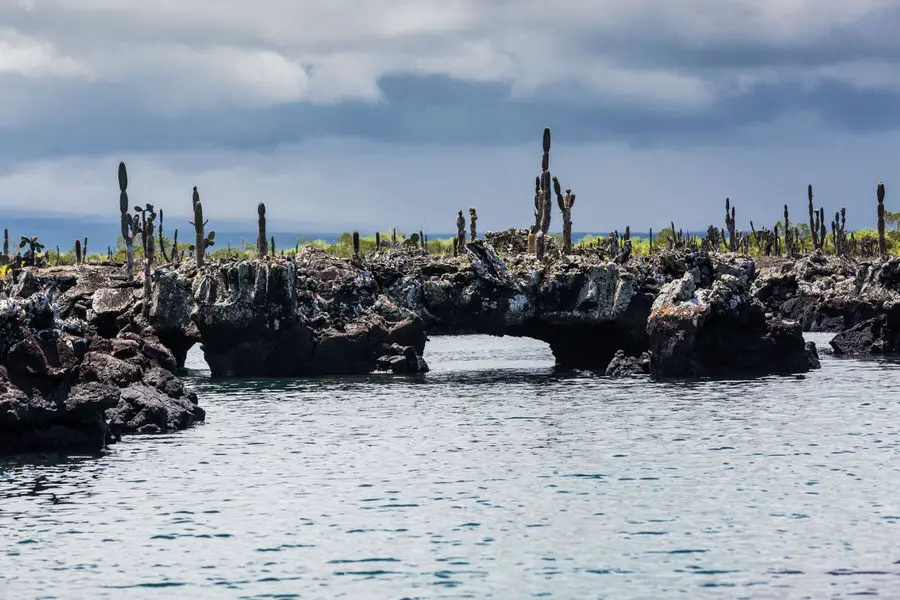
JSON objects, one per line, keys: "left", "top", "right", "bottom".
{"left": 18, "top": 236, "right": 44, "bottom": 267}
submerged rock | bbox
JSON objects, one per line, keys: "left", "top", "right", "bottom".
{"left": 375, "top": 343, "right": 429, "bottom": 374}
{"left": 605, "top": 350, "right": 650, "bottom": 377}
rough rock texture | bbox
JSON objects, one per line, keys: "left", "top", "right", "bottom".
{"left": 646, "top": 255, "right": 817, "bottom": 378}
{"left": 752, "top": 251, "right": 900, "bottom": 358}
{"left": 605, "top": 350, "right": 650, "bottom": 377}
{"left": 369, "top": 238, "right": 658, "bottom": 369}
{"left": 189, "top": 249, "right": 427, "bottom": 377}
{"left": 753, "top": 251, "right": 897, "bottom": 332}
{"left": 0, "top": 287, "right": 204, "bottom": 455}
{"left": 375, "top": 343, "right": 430, "bottom": 374}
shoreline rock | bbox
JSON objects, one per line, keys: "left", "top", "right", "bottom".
{"left": 0, "top": 289, "right": 204, "bottom": 456}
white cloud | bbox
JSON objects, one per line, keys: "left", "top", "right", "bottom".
{"left": 0, "top": 28, "right": 86, "bottom": 78}
{"left": 2, "top": 0, "right": 897, "bottom": 117}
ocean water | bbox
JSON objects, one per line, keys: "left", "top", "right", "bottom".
{"left": 2, "top": 333, "right": 900, "bottom": 599}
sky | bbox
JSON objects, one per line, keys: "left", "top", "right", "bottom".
{"left": 1, "top": 0, "right": 899, "bottom": 237}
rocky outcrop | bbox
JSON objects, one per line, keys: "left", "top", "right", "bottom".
{"left": 371, "top": 236, "right": 816, "bottom": 377}
{"left": 189, "top": 249, "right": 427, "bottom": 377}
{"left": 370, "top": 238, "right": 657, "bottom": 369}
{"left": 753, "top": 251, "right": 896, "bottom": 332}
{"left": 375, "top": 343, "right": 430, "bottom": 374}
{"left": 648, "top": 263, "right": 818, "bottom": 378}
{"left": 0, "top": 290, "right": 204, "bottom": 455}
{"left": 605, "top": 350, "right": 650, "bottom": 377}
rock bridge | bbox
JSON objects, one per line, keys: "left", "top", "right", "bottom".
{"left": 141, "top": 231, "right": 816, "bottom": 379}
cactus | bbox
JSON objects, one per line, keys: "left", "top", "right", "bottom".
{"left": 783, "top": 204, "right": 791, "bottom": 257}
{"left": 118, "top": 161, "right": 136, "bottom": 280}
{"left": 529, "top": 176, "right": 541, "bottom": 253}
{"left": 18, "top": 236, "right": 44, "bottom": 267}
{"left": 351, "top": 231, "right": 361, "bottom": 260}
{"left": 878, "top": 183, "right": 887, "bottom": 259}
{"left": 107, "top": 246, "right": 112, "bottom": 261}
{"left": 649, "top": 228, "right": 654, "bottom": 254}
{"left": 469, "top": 207, "right": 478, "bottom": 241}
{"left": 171, "top": 229, "right": 179, "bottom": 263}
{"left": 190, "top": 187, "right": 215, "bottom": 266}
{"left": 819, "top": 207, "right": 826, "bottom": 252}
{"left": 725, "top": 198, "right": 737, "bottom": 252}
{"left": 375, "top": 231, "right": 381, "bottom": 251}
{"left": 535, "top": 127, "right": 552, "bottom": 259}
{"left": 452, "top": 234, "right": 458, "bottom": 257}
{"left": 75, "top": 239, "right": 82, "bottom": 265}
{"left": 257, "top": 203, "right": 267, "bottom": 257}
{"left": 270, "top": 235, "right": 275, "bottom": 256}
{"left": 157, "top": 209, "right": 169, "bottom": 262}
{"left": 142, "top": 210, "right": 155, "bottom": 319}
{"left": 554, "top": 176, "right": 576, "bottom": 254}
{"left": 807, "top": 184, "right": 818, "bottom": 250}
{"left": 615, "top": 226, "right": 632, "bottom": 263}
{"left": 392, "top": 228, "right": 397, "bottom": 246}
{"left": 56, "top": 245, "right": 60, "bottom": 266}
{"left": 456, "top": 210, "right": 466, "bottom": 254}
{"left": 3, "top": 228, "right": 7, "bottom": 257}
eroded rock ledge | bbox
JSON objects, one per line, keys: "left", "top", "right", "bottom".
{"left": 0, "top": 283, "right": 204, "bottom": 456}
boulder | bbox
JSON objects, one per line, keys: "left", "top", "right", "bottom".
{"left": 647, "top": 270, "right": 817, "bottom": 378}
{"left": 605, "top": 350, "right": 650, "bottom": 377}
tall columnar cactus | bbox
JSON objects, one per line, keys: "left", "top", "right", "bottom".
{"left": 190, "top": 186, "right": 215, "bottom": 266}
{"left": 725, "top": 198, "right": 737, "bottom": 252}
{"left": 157, "top": 209, "right": 169, "bottom": 262}
{"left": 528, "top": 176, "right": 541, "bottom": 253}
{"left": 142, "top": 211, "right": 156, "bottom": 319}
{"left": 257, "top": 203, "right": 267, "bottom": 257}
{"left": 649, "top": 228, "right": 654, "bottom": 254}
{"left": 878, "top": 183, "right": 887, "bottom": 259}
{"left": 553, "top": 176, "right": 576, "bottom": 254}
{"left": 469, "top": 208, "right": 478, "bottom": 241}
{"left": 456, "top": 210, "right": 466, "bottom": 254}
{"left": 171, "top": 229, "right": 179, "bottom": 263}
{"left": 75, "top": 239, "right": 82, "bottom": 265}
{"left": 375, "top": 231, "right": 381, "bottom": 251}
{"left": 118, "top": 162, "right": 136, "bottom": 280}
{"left": 392, "top": 228, "right": 397, "bottom": 246}
{"left": 56, "top": 246, "right": 61, "bottom": 266}
{"left": 535, "top": 127, "right": 553, "bottom": 259}
{"left": 3, "top": 228, "right": 7, "bottom": 257}
{"left": 352, "top": 231, "right": 360, "bottom": 260}
{"left": 807, "top": 184, "right": 821, "bottom": 251}
{"left": 819, "top": 207, "right": 826, "bottom": 251}
{"left": 783, "top": 204, "right": 791, "bottom": 257}
{"left": 270, "top": 235, "right": 275, "bottom": 256}
{"left": 419, "top": 230, "right": 424, "bottom": 250}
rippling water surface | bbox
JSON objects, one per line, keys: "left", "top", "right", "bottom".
{"left": 3, "top": 334, "right": 900, "bottom": 598}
